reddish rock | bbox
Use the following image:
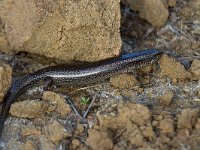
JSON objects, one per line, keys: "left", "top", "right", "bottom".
{"left": 0, "top": 0, "right": 121, "bottom": 62}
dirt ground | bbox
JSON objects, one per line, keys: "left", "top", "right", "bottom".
{"left": 0, "top": 0, "right": 200, "bottom": 150}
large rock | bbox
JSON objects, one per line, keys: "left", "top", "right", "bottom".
{"left": 0, "top": 61, "right": 12, "bottom": 102}
{"left": 121, "top": 0, "right": 170, "bottom": 27}
{"left": 0, "top": 0, "right": 121, "bottom": 62}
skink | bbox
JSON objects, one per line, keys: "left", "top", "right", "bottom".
{"left": 0, "top": 49, "right": 162, "bottom": 139}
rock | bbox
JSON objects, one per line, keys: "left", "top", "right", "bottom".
{"left": 159, "top": 118, "right": 174, "bottom": 134}
{"left": 142, "top": 123, "right": 155, "bottom": 140}
{"left": 190, "top": 59, "right": 200, "bottom": 80}
{"left": 177, "top": 108, "right": 199, "bottom": 129}
{"left": 168, "top": 0, "right": 177, "bottom": 7}
{"left": 97, "top": 103, "right": 151, "bottom": 128}
{"left": 138, "top": 65, "right": 154, "bottom": 74}
{"left": 22, "top": 140, "right": 37, "bottom": 150}
{"left": 9, "top": 100, "right": 51, "bottom": 118}
{"left": 124, "top": 123, "right": 144, "bottom": 147}
{"left": 121, "top": 0, "right": 169, "bottom": 27}
{"left": 5, "top": 138, "right": 23, "bottom": 150}
{"left": 42, "top": 91, "right": 71, "bottom": 116}
{"left": 110, "top": 74, "right": 138, "bottom": 89}
{"left": 0, "top": 0, "right": 121, "bottom": 62}
{"left": 42, "top": 120, "right": 71, "bottom": 143}
{"left": 75, "top": 123, "right": 84, "bottom": 134}
{"left": 0, "top": 35, "right": 10, "bottom": 52}
{"left": 38, "top": 136, "right": 56, "bottom": 150}
{"left": 0, "top": 18, "right": 9, "bottom": 52}
{"left": 182, "top": 0, "right": 200, "bottom": 20}
{"left": 71, "top": 139, "right": 81, "bottom": 150}
{"left": 159, "top": 90, "right": 174, "bottom": 106}
{"left": 21, "top": 125, "right": 41, "bottom": 137}
{"left": 159, "top": 54, "right": 191, "bottom": 80}
{"left": 119, "top": 103, "right": 150, "bottom": 126}
{"left": 86, "top": 129, "right": 113, "bottom": 150}
{"left": 195, "top": 118, "right": 200, "bottom": 129}
{"left": 0, "top": 61, "right": 12, "bottom": 102}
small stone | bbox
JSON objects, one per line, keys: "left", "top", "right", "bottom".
{"left": 138, "top": 65, "right": 153, "bottom": 74}
{"left": 177, "top": 108, "right": 199, "bottom": 129}
{"left": 22, "top": 140, "right": 37, "bottom": 150}
{"left": 190, "top": 59, "right": 200, "bottom": 80}
{"left": 127, "top": 127, "right": 144, "bottom": 147}
{"left": 121, "top": 0, "right": 169, "bottom": 27}
{"left": 159, "top": 91, "right": 174, "bottom": 106}
{"left": 141, "top": 76, "right": 150, "bottom": 85}
{"left": 168, "top": 0, "right": 177, "bottom": 7}
{"left": 0, "top": 36, "right": 10, "bottom": 52}
{"left": 0, "top": 61, "right": 12, "bottom": 102}
{"left": 177, "top": 128, "right": 190, "bottom": 138}
{"left": 160, "top": 77, "right": 167, "bottom": 83}
{"left": 159, "top": 54, "right": 191, "bottom": 80}
{"left": 22, "top": 125, "right": 41, "bottom": 137}
{"left": 42, "top": 120, "right": 71, "bottom": 143}
{"left": 152, "top": 121, "right": 159, "bottom": 127}
{"left": 110, "top": 74, "right": 138, "bottom": 89}
{"left": 97, "top": 103, "right": 150, "bottom": 129}
{"left": 121, "top": 90, "right": 133, "bottom": 98}
{"left": 142, "top": 124, "right": 155, "bottom": 140}
{"left": 138, "top": 88, "right": 144, "bottom": 93}
{"left": 9, "top": 100, "right": 50, "bottom": 118}
{"left": 86, "top": 129, "right": 113, "bottom": 150}
{"left": 159, "top": 118, "right": 174, "bottom": 134}
{"left": 71, "top": 139, "right": 81, "bottom": 149}
{"left": 75, "top": 123, "right": 84, "bottom": 134}
{"left": 42, "top": 91, "right": 71, "bottom": 116}
{"left": 6, "top": 138, "right": 23, "bottom": 150}
{"left": 38, "top": 136, "right": 55, "bottom": 150}
{"left": 172, "top": 79, "right": 178, "bottom": 84}
{"left": 156, "top": 115, "right": 163, "bottom": 121}
{"left": 195, "top": 119, "right": 200, "bottom": 129}
{"left": 123, "top": 104, "right": 150, "bottom": 126}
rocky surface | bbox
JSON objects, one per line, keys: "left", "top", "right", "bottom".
{"left": 85, "top": 103, "right": 200, "bottom": 149}
{"left": 190, "top": 60, "right": 200, "bottom": 80}
{"left": 159, "top": 54, "right": 192, "bottom": 80}
{"left": 0, "top": 61, "right": 12, "bottom": 102}
{"left": 110, "top": 74, "right": 138, "bottom": 89}
{"left": 42, "top": 91, "right": 71, "bottom": 116}
{"left": 0, "top": 0, "right": 200, "bottom": 149}
{"left": 121, "top": 0, "right": 174, "bottom": 27}
{"left": 10, "top": 91, "right": 71, "bottom": 118}
{"left": 9, "top": 100, "right": 53, "bottom": 118}
{"left": 159, "top": 90, "right": 174, "bottom": 106}
{"left": 0, "top": 0, "right": 121, "bottom": 62}
{"left": 42, "top": 120, "right": 71, "bottom": 143}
